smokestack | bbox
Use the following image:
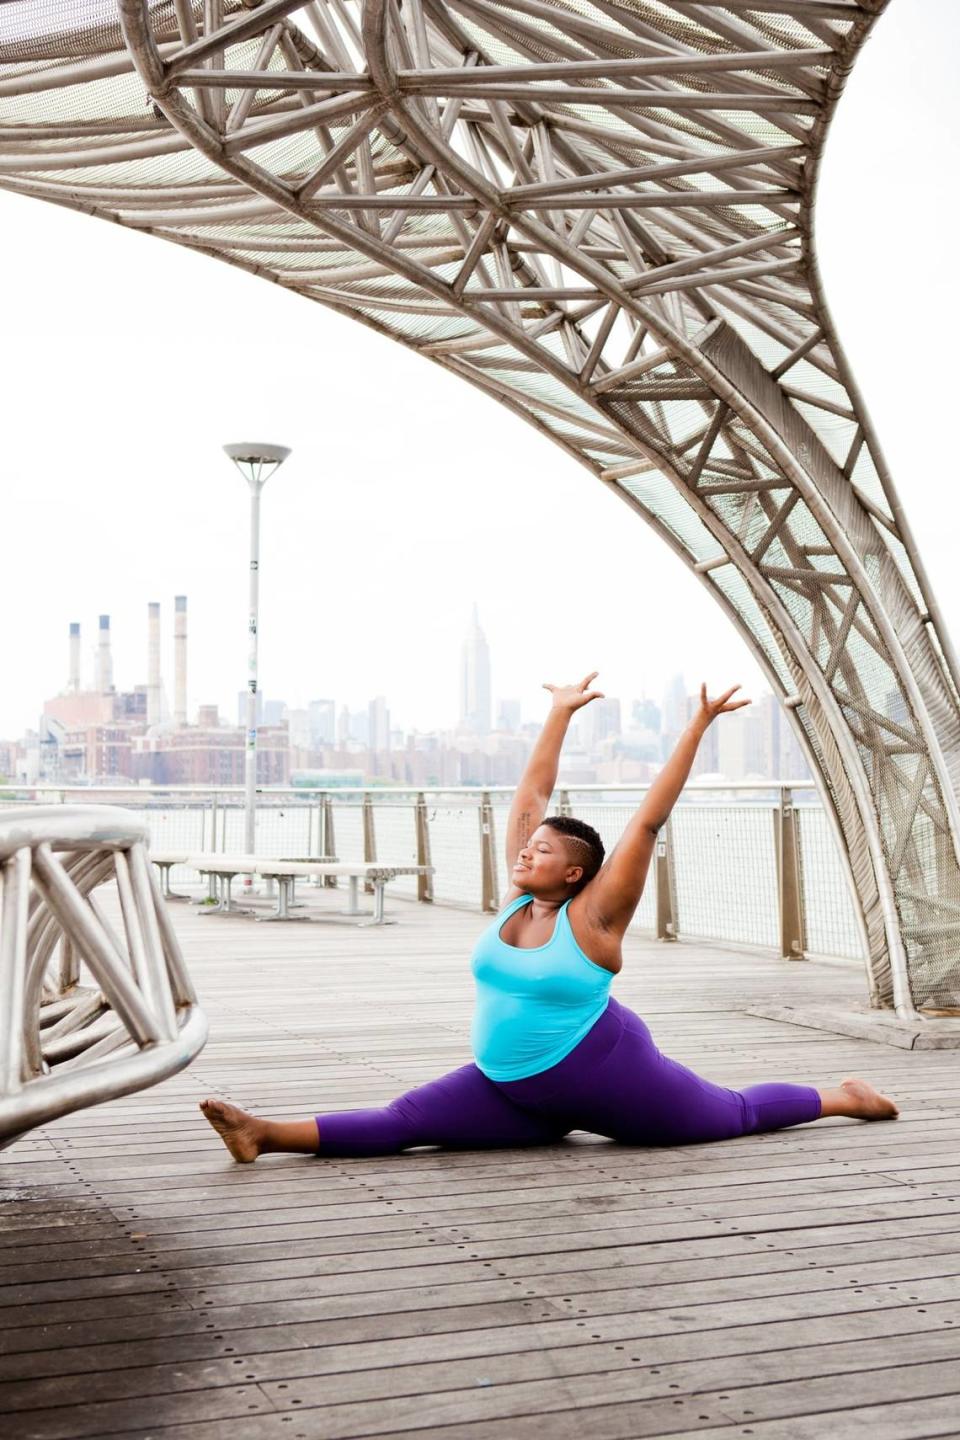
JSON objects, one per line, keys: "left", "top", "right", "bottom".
{"left": 95, "top": 614, "right": 113, "bottom": 694}
{"left": 174, "top": 595, "right": 187, "bottom": 726}
{"left": 68, "top": 623, "right": 81, "bottom": 693}
{"left": 147, "top": 602, "right": 162, "bottom": 726}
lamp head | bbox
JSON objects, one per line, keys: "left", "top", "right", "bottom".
{"left": 223, "top": 442, "right": 291, "bottom": 485}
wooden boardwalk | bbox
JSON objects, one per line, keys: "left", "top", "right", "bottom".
{"left": 2, "top": 897, "right": 960, "bottom": 1440}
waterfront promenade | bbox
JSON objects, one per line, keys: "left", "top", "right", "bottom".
{"left": 2, "top": 897, "right": 960, "bottom": 1439}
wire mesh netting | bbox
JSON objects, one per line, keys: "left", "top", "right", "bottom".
{"left": 671, "top": 804, "right": 780, "bottom": 950}
{"left": 426, "top": 802, "right": 484, "bottom": 908}
{"left": 245, "top": 800, "right": 314, "bottom": 858}
{"left": 110, "top": 803, "right": 209, "bottom": 886}
{"left": 330, "top": 802, "right": 364, "bottom": 884}
{"left": 370, "top": 803, "right": 420, "bottom": 898}
{"left": 797, "top": 804, "right": 863, "bottom": 960}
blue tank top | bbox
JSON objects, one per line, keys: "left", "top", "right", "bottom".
{"left": 470, "top": 893, "right": 613, "bottom": 1081}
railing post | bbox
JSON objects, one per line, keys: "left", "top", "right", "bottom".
{"left": 322, "top": 794, "right": 337, "bottom": 887}
{"left": 556, "top": 788, "right": 572, "bottom": 817}
{"left": 775, "top": 787, "right": 807, "bottom": 959}
{"left": 307, "top": 794, "right": 318, "bottom": 886}
{"left": 480, "top": 791, "right": 499, "bottom": 913}
{"left": 415, "top": 792, "right": 434, "bottom": 903}
{"left": 210, "top": 792, "right": 219, "bottom": 853}
{"left": 655, "top": 819, "right": 679, "bottom": 942}
{"left": 362, "top": 793, "right": 376, "bottom": 893}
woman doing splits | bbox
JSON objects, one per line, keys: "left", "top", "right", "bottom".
{"left": 202, "top": 674, "right": 897, "bottom": 1163}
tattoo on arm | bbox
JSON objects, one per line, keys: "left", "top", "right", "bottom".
{"left": 518, "top": 811, "right": 532, "bottom": 847}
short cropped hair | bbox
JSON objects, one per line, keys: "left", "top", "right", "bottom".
{"left": 541, "top": 815, "right": 605, "bottom": 892}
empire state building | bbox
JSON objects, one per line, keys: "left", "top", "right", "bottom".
{"left": 460, "top": 604, "right": 492, "bottom": 734}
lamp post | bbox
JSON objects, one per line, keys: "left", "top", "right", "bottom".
{"left": 223, "top": 443, "right": 291, "bottom": 864}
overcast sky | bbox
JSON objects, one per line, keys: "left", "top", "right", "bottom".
{"left": 2, "top": 1, "right": 958, "bottom": 738}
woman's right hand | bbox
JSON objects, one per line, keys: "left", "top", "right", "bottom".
{"left": 695, "top": 682, "right": 752, "bottom": 727}
{"left": 543, "top": 672, "right": 605, "bottom": 712}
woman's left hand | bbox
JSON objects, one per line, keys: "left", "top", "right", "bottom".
{"left": 543, "top": 672, "right": 605, "bottom": 713}
{"left": 696, "top": 682, "right": 751, "bottom": 726}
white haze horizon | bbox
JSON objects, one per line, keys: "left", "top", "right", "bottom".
{"left": 2, "top": 2, "right": 958, "bottom": 740}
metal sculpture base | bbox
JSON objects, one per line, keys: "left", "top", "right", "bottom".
{"left": 0, "top": 806, "right": 207, "bottom": 1149}
{"left": 746, "top": 1004, "right": 960, "bottom": 1051}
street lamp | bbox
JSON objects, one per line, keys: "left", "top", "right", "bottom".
{"left": 223, "top": 442, "right": 291, "bottom": 863}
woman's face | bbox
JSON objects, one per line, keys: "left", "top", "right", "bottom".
{"left": 512, "top": 825, "right": 583, "bottom": 897}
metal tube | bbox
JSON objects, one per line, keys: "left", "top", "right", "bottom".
{"left": 31, "top": 845, "right": 163, "bottom": 1049}
{"left": 244, "top": 478, "right": 261, "bottom": 864}
{"left": 143, "top": 855, "right": 198, "bottom": 1007}
{"left": 0, "top": 1007, "right": 207, "bottom": 1146}
{"left": 0, "top": 850, "right": 31, "bottom": 1095}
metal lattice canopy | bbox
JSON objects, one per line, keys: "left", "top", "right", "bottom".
{"left": 3, "top": 0, "right": 959, "bottom": 1017}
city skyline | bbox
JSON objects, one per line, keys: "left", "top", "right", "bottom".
{"left": 2, "top": 581, "right": 807, "bottom": 788}
{"left": 7, "top": 579, "right": 775, "bottom": 741}
{"left": 15, "top": 595, "right": 777, "bottom": 747}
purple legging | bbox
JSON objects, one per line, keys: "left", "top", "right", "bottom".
{"left": 316, "top": 996, "right": 821, "bottom": 1157}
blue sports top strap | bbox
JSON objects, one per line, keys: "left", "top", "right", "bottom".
{"left": 499, "top": 892, "right": 532, "bottom": 919}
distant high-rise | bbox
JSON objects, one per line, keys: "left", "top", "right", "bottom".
{"left": 579, "top": 697, "right": 621, "bottom": 752}
{"left": 497, "top": 698, "right": 521, "bottom": 733}
{"left": 632, "top": 698, "right": 660, "bottom": 733}
{"left": 309, "top": 698, "right": 336, "bottom": 746}
{"left": 286, "top": 708, "right": 311, "bottom": 749}
{"left": 717, "top": 706, "right": 767, "bottom": 781}
{"left": 661, "top": 673, "right": 686, "bottom": 743}
{"left": 238, "top": 690, "right": 263, "bottom": 728}
{"left": 460, "top": 604, "right": 492, "bottom": 734}
{"left": 349, "top": 709, "right": 370, "bottom": 745}
{"left": 368, "top": 695, "right": 390, "bottom": 752}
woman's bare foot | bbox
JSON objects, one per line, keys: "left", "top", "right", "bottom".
{"left": 840, "top": 1076, "right": 899, "bottom": 1119}
{"left": 200, "top": 1097, "right": 265, "bottom": 1162}
{"left": 818, "top": 1076, "right": 899, "bottom": 1121}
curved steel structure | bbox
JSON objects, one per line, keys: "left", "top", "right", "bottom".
{"left": 2, "top": 0, "right": 958, "bottom": 1015}
{"left": 0, "top": 805, "right": 206, "bottom": 1147}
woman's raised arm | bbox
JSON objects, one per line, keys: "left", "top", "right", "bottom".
{"left": 504, "top": 673, "right": 604, "bottom": 893}
{"left": 581, "top": 683, "right": 750, "bottom": 937}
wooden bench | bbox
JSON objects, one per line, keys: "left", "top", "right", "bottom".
{"left": 150, "top": 852, "right": 340, "bottom": 905}
{"left": 150, "top": 852, "right": 431, "bottom": 925}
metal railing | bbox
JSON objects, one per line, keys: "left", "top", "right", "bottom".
{"left": 2, "top": 781, "right": 863, "bottom": 962}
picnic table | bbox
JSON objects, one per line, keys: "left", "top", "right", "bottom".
{"left": 150, "top": 852, "right": 431, "bottom": 925}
